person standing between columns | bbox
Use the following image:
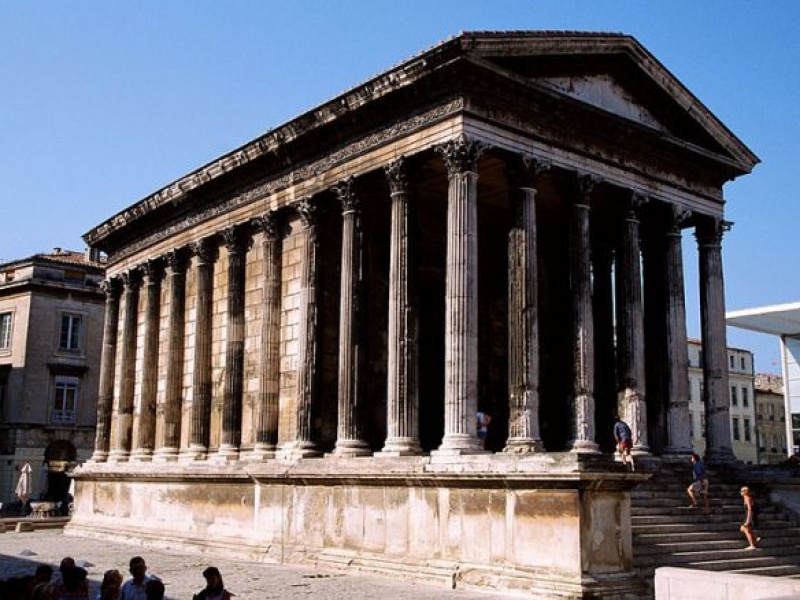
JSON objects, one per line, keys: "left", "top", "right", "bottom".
{"left": 505, "top": 155, "right": 548, "bottom": 453}
{"left": 380, "top": 157, "right": 422, "bottom": 455}
{"left": 251, "top": 211, "right": 282, "bottom": 459}
{"left": 569, "top": 174, "right": 600, "bottom": 453}
{"left": 91, "top": 277, "right": 121, "bottom": 463}
{"left": 615, "top": 192, "right": 649, "bottom": 455}
{"left": 434, "top": 133, "right": 487, "bottom": 454}
{"left": 696, "top": 216, "right": 736, "bottom": 463}
{"left": 332, "top": 178, "right": 371, "bottom": 456}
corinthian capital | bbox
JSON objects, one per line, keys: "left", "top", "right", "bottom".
{"left": 296, "top": 198, "right": 317, "bottom": 230}
{"left": 435, "top": 134, "right": 488, "bottom": 179}
{"left": 385, "top": 157, "right": 410, "bottom": 195}
{"left": 252, "top": 211, "right": 282, "bottom": 241}
{"left": 100, "top": 277, "right": 122, "bottom": 299}
{"left": 334, "top": 177, "right": 360, "bottom": 214}
{"left": 191, "top": 237, "right": 217, "bottom": 264}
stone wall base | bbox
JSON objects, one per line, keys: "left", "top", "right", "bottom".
{"left": 68, "top": 454, "right": 648, "bottom": 599}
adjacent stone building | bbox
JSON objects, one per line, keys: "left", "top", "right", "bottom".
{"left": 0, "top": 249, "right": 105, "bottom": 504}
{"left": 755, "top": 373, "right": 788, "bottom": 464}
{"left": 72, "top": 32, "right": 758, "bottom": 597}
{"left": 687, "top": 340, "right": 757, "bottom": 463}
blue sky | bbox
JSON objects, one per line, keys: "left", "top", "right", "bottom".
{"left": 2, "top": 1, "right": 798, "bottom": 373}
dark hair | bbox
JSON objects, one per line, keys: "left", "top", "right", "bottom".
{"left": 691, "top": 453, "right": 701, "bottom": 461}
{"left": 145, "top": 578, "right": 165, "bottom": 600}
{"left": 62, "top": 566, "right": 87, "bottom": 593}
{"left": 34, "top": 564, "right": 53, "bottom": 580}
{"left": 129, "top": 556, "right": 146, "bottom": 569}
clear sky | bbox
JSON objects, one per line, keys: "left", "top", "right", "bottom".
{"left": 2, "top": 1, "right": 798, "bottom": 374}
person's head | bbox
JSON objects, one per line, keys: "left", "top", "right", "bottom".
{"left": 61, "top": 566, "right": 87, "bottom": 593}
{"left": 59, "top": 557, "right": 75, "bottom": 573}
{"left": 740, "top": 486, "right": 751, "bottom": 497}
{"left": 691, "top": 453, "right": 700, "bottom": 464}
{"left": 34, "top": 564, "right": 53, "bottom": 583}
{"left": 129, "top": 556, "right": 147, "bottom": 583}
{"left": 202, "top": 566, "right": 223, "bottom": 591}
{"left": 100, "top": 569, "right": 123, "bottom": 598}
{"left": 145, "top": 577, "right": 165, "bottom": 600}
{"left": 614, "top": 414, "right": 621, "bottom": 422}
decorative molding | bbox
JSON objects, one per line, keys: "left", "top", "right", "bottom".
{"left": 435, "top": 133, "right": 488, "bottom": 178}
{"left": 93, "top": 98, "right": 465, "bottom": 260}
{"left": 334, "top": 178, "right": 360, "bottom": 214}
{"left": 385, "top": 157, "right": 409, "bottom": 195}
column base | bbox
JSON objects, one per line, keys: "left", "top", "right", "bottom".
{"left": 631, "top": 445, "right": 651, "bottom": 457}
{"left": 242, "top": 444, "right": 277, "bottom": 461}
{"left": 276, "top": 441, "right": 321, "bottom": 460}
{"left": 107, "top": 450, "right": 130, "bottom": 463}
{"left": 328, "top": 440, "right": 372, "bottom": 458}
{"left": 179, "top": 445, "right": 208, "bottom": 462}
{"left": 431, "top": 434, "right": 486, "bottom": 456}
{"left": 129, "top": 449, "right": 154, "bottom": 462}
{"left": 209, "top": 445, "right": 240, "bottom": 463}
{"left": 152, "top": 448, "right": 180, "bottom": 463}
{"left": 88, "top": 451, "right": 109, "bottom": 463}
{"left": 377, "top": 437, "right": 423, "bottom": 456}
{"left": 662, "top": 445, "right": 693, "bottom": 457}
{"left": 503, "top": 438, "right": 545, "bottom": 454}
{"left": 570, "top": 441, "right": 600, "bottom": 454}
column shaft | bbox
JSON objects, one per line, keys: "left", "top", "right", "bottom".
{"left": 183, "top": 238, "right": 215, "bottom": 460}
{"left": 333, "top": 180, "right": 370, "bottom": 456}
{"left": 663, "top": 207, "right": 692, "bottom": 454}
{"left": 615, "top": 196, "right": 649, "bottom": 454}
{"left": 570, "top": 177, "right": 599, "bottom": 453}
{"left": 216, "top": 227, "right": 248, "bottom": 459}
{"left": 155, "top": 249, "right": 187, "bottom": 461}
{"left": 90, "top": 278, "right": 121, "bottom": 462}
{"left": 278, "top": 200, "right": 321, "bottom": 458}
{"left": 109, "top": 270, "right": 141, "bottom": 461}
{"left": 435, "top": 134, "right": 486, "bottom": 454}
{"left": 697, "top": 217, "right": 735, "bottom": 462}
{"left": 506, "top": 157, "right": 546, "bottom": 453}
{"left": 381, "top": 158, "right": 422, "bottom": 455}
{"left": 251, "top": 213, "right": 282, "bottom": 459}
{"left": 132, "top": 261, "right": 163, "bottom": 460}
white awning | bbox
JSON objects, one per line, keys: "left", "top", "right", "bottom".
{"left": 727, "top": 302, "right": 800, "bottom": 337}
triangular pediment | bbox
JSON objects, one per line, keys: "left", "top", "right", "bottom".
{"left": 538, "top": 74, "right": 666, "bottom": 132}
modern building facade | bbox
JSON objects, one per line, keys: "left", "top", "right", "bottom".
{"left": 686, "top": 339, "right": 757, "bottom": 463}
{"left": 755, "top": 373, "right": 788, "bottom": 464}
{"left": 0, "top": 249, "right": 105, "bottom": 504}
{"left": 72, "top": 32, "right": 757, "bottom": 597}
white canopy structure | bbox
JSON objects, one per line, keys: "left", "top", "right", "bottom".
{"left": 727, "top": 302, "right": 800, "bottom": 456}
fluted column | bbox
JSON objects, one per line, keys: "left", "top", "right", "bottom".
{"left": 696, "top": 216, "right": 735, "bottom": 463}
{"left": 182, "top": 237, "right": 216, "bottom": 461}
{"left": 505, "top": 156, "right": 547, "bottom": 453}
{"left": 131, "top": 260, "right": 164, "bottom": 461}
{"left": 250, "top": 212, "right": 282, "bottom": 460}
{"left": 434, "top": 134, "right": 487, "bottom": 454}
{"left": 663, "top": 205, "right": 693, "bottom": 454}
{"left": 278, "top": 199, "right": 321, "bottom": 458}
{"left": 109, "top": 269, "right": 142, "bottom": 462}
{"left": 332, "top": 179, "right": 371, "bottom": 457}
{"left": 570, "top": 176, "right": 599, "bottom": 453}
{"left": 215, "top": 226, "right": 248, "bottom": 461}
{"left": 90, "top": 278, "right": 121, "bottom": 462}
{"left": 380, "top": 157, "right": 422, "bottom": 455}
{"left": 155, "top": 248, "right": 187, "bottom": 461}
{"left": 615, "top": 194, "right": 649, "bottom": 454}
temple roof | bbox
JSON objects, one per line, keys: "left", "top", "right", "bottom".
{"left": 84, "top": 30, "right": 759, "bottom": 250}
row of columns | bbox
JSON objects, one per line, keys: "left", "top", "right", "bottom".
{"left": 91, "top": 135, "right": 735, "bottom": 463}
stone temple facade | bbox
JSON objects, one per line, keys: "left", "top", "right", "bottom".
{"left": 72, "top": 32, "right": 757, "bottom": 598}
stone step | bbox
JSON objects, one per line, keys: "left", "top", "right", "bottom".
{"left": 631, "top": 504, "right": 782, "bottom": 516}
{"left": 632, "top": 512, "right": 796, "bottom": 526}
{"left": 633, "top": 534, "right": 800, "bottom": 556}
{"left": 633, "top": 520, "right": 799, "bottom": 535}
{"left": 633, "top": 548, "right": 800, "bottom": 569}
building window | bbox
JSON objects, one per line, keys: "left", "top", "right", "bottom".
{"left": 698, "top": 350, "right": 704, "bottom": 368}
{"left": 52, "top": 376, "right": 78, "bottom": 423}
{"left": 730, "top": 355, "right": 735, "bottom": 369}
{"left": 0, "top": 312, "right": 12, "bottom": 349}
{"left": 689, "top": 417, "right": 694, "bottom": 439}
{"left": 60, "top": 314, "right": 83, "bottom": 351}
{"left": 701, "top": 413, "right": 706, "bottom": 437}
{"left": 741, "top": 356, "right": 746, "bottom": 370}
{"left": 744, "top": 418, "right": 751, "bottom": 442}
{"left": 742, "top": 387, "right": 749, "bottom": 408}
{"left": 731, "top": 385, "right": 738, "bottom": 406}
{"left": 733, "top": 417, "right": 740, "bottom": 441}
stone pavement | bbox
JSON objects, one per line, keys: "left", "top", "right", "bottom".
{"left": 0, "top": 529, "right": 519, "bottom": 599}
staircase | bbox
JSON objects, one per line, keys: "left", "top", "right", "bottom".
{"left": 631, "top": 463, "right": 800, "bottom": 594}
